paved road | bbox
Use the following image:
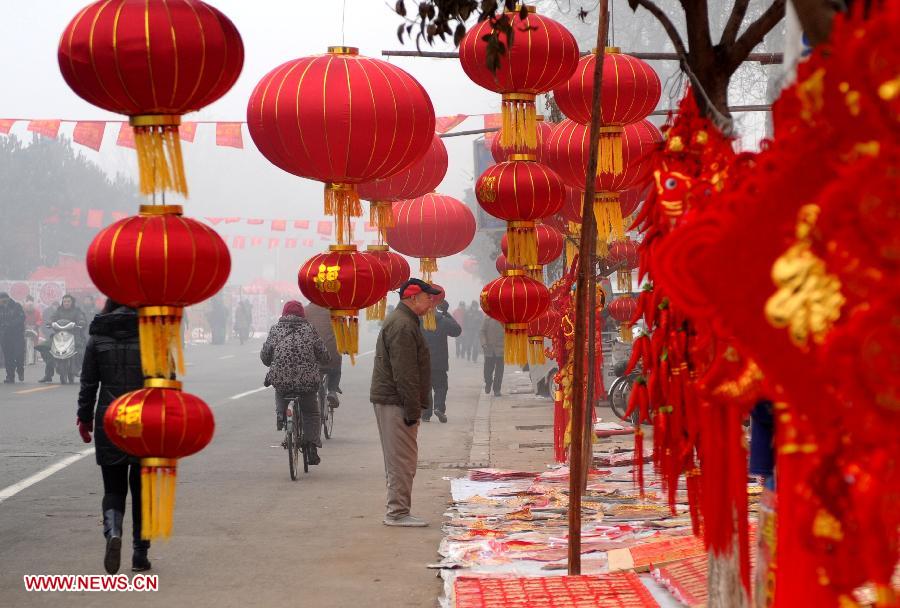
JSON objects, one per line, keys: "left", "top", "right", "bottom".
{"left": 0, "top": 336, "right": 484, "bottom": 607}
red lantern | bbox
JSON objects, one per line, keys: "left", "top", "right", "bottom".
{"left": 358, "top": 134, "right": 448, "bottom": 235}
{"left": 495, "top": 254, "right": 520, "bottom": 275}
{"left": 608, "top": 295, "right": 639, "bottom": 342}
{"left": 553, "top": 48, "right": 661, "bottom": 174}
{"left": 459, "top": 6, "right": 577, "bottom": 153}
{"left": 86, "top": 205, "right": 230, "bottom": 378}
{"left": 480, "top": 271, "right": 550, "bottom": 365}
{"left": 607, "top": 238, "right": 640, "bottom": 292}
{"left": 385, "top": 193, "right": 476, "bottom": 280}
{"left": 492, "top": 116, "right": 553, "bottom": 163}
{"left": 527, "top": 309, "right": 561, "bottom": 365}
{"left": 541, "top": 213, "right": 567, "bottom": 233}
{"left": 247, "top": 47, "right": 435, "bottom": 244}
{"left": 364, "top": 245, "right": 411, "bottom": 320}
{"left": 298, "top": 245, "right": 390, "bottom": 358}
{"left": 59, "top": 0, "right": 243, "bottom": 196}
{"left": 501, "top": 223, "right": 564, "bottom": 281}
{"left": 103, "top": 384, "right": 215, "bottom": 539}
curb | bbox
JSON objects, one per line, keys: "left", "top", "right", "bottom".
{"left": 467, "top": 391, "right": 492, "bottom": 467}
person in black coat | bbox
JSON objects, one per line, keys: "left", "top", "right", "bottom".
{"left": 76, "top": 300, "right": 149, "bottom": 574}
{"left": 422, "top": 300, "right": 462, "bottom": 423}
{"left": 0, "top": 292, "right": 26, "bottom": 383}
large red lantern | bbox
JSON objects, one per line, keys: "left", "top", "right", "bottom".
{"left": 480, "top": 271, "right": 550, "bottom": 365}
{"left": 608, "top": 295, "right": 638, "bottom": 342}
{"left": 459, "top": 7, "right": 577, "bottom": 153}
{"left": 87, "top": 205, "right": 230, "bottom": 378}
{"left": 501, "top": 223, "right": 564, "bottom": 281}
{"left": 607, "top": 238, "right": 640, "bottom": 292}
{"left": 247, "top": 47, "right": 435, "bottom": 244}
{"left": 364, "top": 245, "right": 411, "bottom": 320}
{"left": 476, "top": 157, "right": 565, "bottom": 267}
{"left": 553, "top": 48, "right": 661, "bottom": 175}
{"left": 385, "top": 193, "right": 476, "bottom": 280}
{"left": 527, "top": 309, "right": 561, "bottom": 365}
{"left": 358, "top": 134, "right": 448, "bottom": 235}
{"left": 103, "top": 384, "right": 214, "bottom": 539}
{"left": 59, "top": 0, "right": 243, "bottom": 196}
{"left": 298, "top": 245, "right": 390, "bottom": 358}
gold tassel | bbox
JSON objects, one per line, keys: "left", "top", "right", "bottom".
{"left": 330, "top": 311, "right": 359, "bottom": 363}
{"left": 366, "top": 297, "right": 387, "bottom": 321}
{"left": 506, "top": 222, "right": 537, "bottom": 267}
{"left": 420, "top": 257, "right": 438, "bottom": 283}
{"left": 370, "top": 201, "right": 394, "bottom": 242}
{"left": 528, "top": 337, "right": 546, "bottom": 365}
{"left": 130, "top": 116, "right": 188, "bottom": 197}
{"left": 423, "top": 309, "right": 437, "bottom": 331}
{"left": 619, "top": 323, "right": 633, "bottom": 343}
{"left": 140, "top": 458, "right": 177, "bottom": 540}
{"left": 325, "top": 183, "right": 362, "bottom": 245}
{"left": 504, "top": 324, "right": 529, "bottom": 366}
{"left": 138, "top": 307, "right": 184, "bottom": 379}
{"left": 566, "top": 221, "right": 581, "bottom": 267}
{"left": 617, "top": 268, "right": 632, "bottom": 292}
{"left": 596, "top": 126, "right": 624, "bottom": 176}
{"left": 525, "top": 265, "right": 543, "bottom": 282}
{"left": 500, "top": 93, "right": 537, "bottom": 152}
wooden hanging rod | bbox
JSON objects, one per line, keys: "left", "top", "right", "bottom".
{"left": 383, "top": 50, "right": 783, "bottom": 64}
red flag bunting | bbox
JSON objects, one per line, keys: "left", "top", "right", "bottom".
{"left": 247, "top": 218, "right": 264, "bottom": 225}
{"left": 271, "top": 219, "right": 287, "bottom": 231}
{"left": 110, "top": 211, "right": 127, "bottom": 221}
{"left": 435, "top": 114, "right": 468, "bottom": 134}
{"left": 44, "top": 213, "right": 60, "bottom": 225}
{"left": 116, "top": 123, "right": 136, "bottom": 149}
{"left": 483, "top": 113, "right": 502, "bottom": 149}
{"left": 27, "top": 120, "right": 61, "bottom": 139}
{"left": 316, "top": 220, "right": 332, "bottom": 236}
{"left": 250, "top": 237, "right": 263, "bottom": 247}
{"left": 232, "top": 236, "right": 245, "bottom": 249}
{"left": 86, "top": 209, "right": 104, "bottom": 228}
{"left": 70, "top": 208, "right": 82, "bottom": 227}
{"left": 268, "top": 238, "right": 280, "bottom": 250}
{"left": 0, "top": 119, "right": 15, "bottom": 134}
{"left": 285, "top": 238, "right": 297, "bottom": 248}
{"left": 224, "top": 217, "right": 241, "bottom": 224}
{"left": 205, "top": 217, "right": 224, "bottom": 225}
{"left": 294, "top": 220, "right": 310, "bottom": 230}
{"left": 179, "top": 122, "right": 198, "bottom": 143}
{"left": 72, "top": 121, "right": 106, "bottom": 151}
{"left": 302, "top": 239, "right": 314, "bottom": 247}
{"left": 215, "top": 122, "right": 243, "bottom": 148}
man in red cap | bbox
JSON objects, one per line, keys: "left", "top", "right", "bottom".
{"left": 369, "top": 278, "right": 440, "bottom": 527}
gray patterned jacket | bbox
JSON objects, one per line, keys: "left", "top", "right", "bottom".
{"left": 260, "top": 315, "right": 329, "bottom": 395}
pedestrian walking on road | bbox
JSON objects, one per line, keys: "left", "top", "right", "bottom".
{"left": 481, "top": 317, "right": 505, "bottom": 397}
{"left": 0, "top": 292, "right": 26, "bottom": 383}
{"left": 234, "top": 300, "right": 253, "bottom": 345}
{"left": 422, "top": 300, "right": 462, "bottom": 423}
{"left": 305, "top": 302, "right": 343, "bottom": 409}
{"left": 463, "top": 301, "right": 483, "bottom": 362}
{"left": 75, "top": 299, "right": 149, "bottom": 574}
{"left": 261, "top": 301, "right": 330, "bottom": 465}
{"left": 370, "top": 278, "right": 440, "bottom": 527}
{"left": 452, "top": 301, "right": 466, "bottom": 359}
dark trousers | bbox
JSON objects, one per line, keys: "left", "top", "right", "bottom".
{"left": 322, "top": 364, "right": 342, "bottom": 393}
{"left": 275, "top": 392, "right": 322, "bottom": 447}
{"left": 1, "top": 334, "right": 24, "bottom": 380}
{"left": 484, "top": 356, "right": 504, "bottom": 394}
{"left": 425, "top": 368, "right": 448, "bottom": 418}
{"left": 101, "top": 463, "right": 144, "bottom": 543}
{"left": 455, "top": 337, "right": 463, "bottom": 358}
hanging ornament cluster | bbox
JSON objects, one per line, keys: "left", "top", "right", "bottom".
{"left": 58, "top": 0, "right": 244, "bottom": 197}
{"left": 527, "top": 309, "right": 561, "bottom": 365}
{"left": 60, "top": 0, "right": 242, "bottom": 541}
{"left": 607, "top": 238, "right": 640, "bottom": 293}
{"left": 480, "top": 271, "right": 550, "bottom": 366}
{"left": 364, "top": 245, "right": 411, "bottom": 321}
{"left": 500, "top": 223, "right": 564, "bottom": 281}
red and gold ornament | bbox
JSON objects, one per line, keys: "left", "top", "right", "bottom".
{"left": 480, "top": 271, "right": 550, "bottom": 365}
{"left": 607, "top": 294, "right": 638, "bottom": 342}
{"left": 364, "top": 245, "right": 411, "bottom": 321}
{"left": 607, "top": 238, "right": 640, "bottom": 292}
{"left": 501, "top": 223, "right": 564, "bottom": 281}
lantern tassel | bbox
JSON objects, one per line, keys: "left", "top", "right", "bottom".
{"left": 131, "top": 117, "right": 188, "bottom": 197}
{"left": 330, "top": 311, "right": 359, "bottom": 363}
{"left": 500, "top": 94, "right": 537, "bottom": 152}
{"left": 526, "top": 265, "right": 543, "bottom": 282}
{"left": 566, "top": 222, "right": 581, "bottom": 267}
{"left": 506, "top": 222, "right": 537, "bottom": 267}
{"left": 593, "top": 193, "right": 625, "bottom": 253}
{"left": 366, "top": 297, "right": 387, "bottom": 321}
{"left": 420, "top": 257, "right": 438, "bottom": 283}
{"left": 423, "top": 309, "right": 437, "bottom": 331}
{"left": 138, "top": 308, "right": 184, "bottom": 379}
{"left": 619, "top": 323, "right": 633, "bottom": 343}
{"left": 597, "top": 127, "right": 624, "bottom": 175}
{"left": 140, "top": 458, "right": 177, "bottom": 540}
{"left": 504, "top": 324, "right": 529, "bottom": 366}
{"left": 617, "top": 268, "right": 633, "bottom": 292}
{"left": 325, "top": 183, "right": 362, "bottom": 245}
{"left": 528, "top": 338, "right": 546, "bottom": 365}
{"left": 370, "top": 201, "right": 394, "bottom": 241}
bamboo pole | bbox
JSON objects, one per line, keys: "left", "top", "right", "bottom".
{"left": 567, "top": 0, "right": 609, "bottom": 577}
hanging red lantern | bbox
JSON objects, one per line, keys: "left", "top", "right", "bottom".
{"left": 385, "top": 193, "right": 476, "bottom": 281}
{"left": 480, "top": 271, "right": 550, "bottom": 365}
{"left": 58, "top": 0, "right": 243, "bottom": 196}
{"left": 86, "top": 205, "right": 230, "bottom": 379}
{"left": 247, "top": 47, "right": 435, "bottom": 244}
{"left": 492, "top": 116, "right": 553, "bottom": 163}
{"left": 553, "top": 48, "right": 661, "bottom": 175}
{"left": 501, "top": 223, "right": 564, "bottom": 281}
{"left": 608, "top": 295, "right": 639, "bottom": 342}
{"left": 541, "top": 213, "right": 567, "bottom": 233}
{"left": 607, "top": 238, "right": 640, "bottom": 292}
{"left": 103, "top": 384, "right": 214, "bottom": 539}
{"left": 298, "top": 245, "right": 390, "bottom": 358}
{"left": 476, "top": 156, "right": 565, "bottom": 267}
{"left": 358, "top": 134, "right": 448, "bottom": 235}
{"left": 363, "top": 245, "right": 411, "bottom": 321}
{"left": 495, "top": 253, "right": 520, "bottom": 275}
{"left": 459, "top": 6, "right": 577, "bottom": 153}
{"left": 527, "top": 309, "right": 561, "bottom": 365}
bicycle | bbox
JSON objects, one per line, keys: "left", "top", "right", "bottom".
{"left": 607, "top": 370, "right": 641, "bottom": 427}
{"left": 283, "top": 399, "right": 309, "bottom": 481}
{"left": 318, "top": 373, "right": 335, "bottom": 440}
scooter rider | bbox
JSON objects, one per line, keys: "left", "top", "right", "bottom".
{"left": 38, "top": 295, "right": 87, "bottom": 383}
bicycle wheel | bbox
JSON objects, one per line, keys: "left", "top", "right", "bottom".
{"left": 287, "top": 423, "right": 298, "bottom": 481}
{"left": 320, "top": 388, "right": 332, "bottom": 440}
{"left": 609, "top": 377, "right": 637, "bottom": 425}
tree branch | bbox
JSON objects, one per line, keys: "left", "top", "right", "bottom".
{"left": 629, "top": 0, "right": 688, "bottom": 58}
{"left": 721, "top": 0, "right": 751, "bottom": 45}
{"left": 731, "top": 0, "right": 786, "bottom": 67}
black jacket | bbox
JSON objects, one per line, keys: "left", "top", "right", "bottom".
{"left": 422, "top": 311, "right": 462, "bottom": 372}
{"left": 0, "top": 301, "right": 25, "bottom": 340}
{"left": 77, "top": 307, "right": 144, "bottom": 466}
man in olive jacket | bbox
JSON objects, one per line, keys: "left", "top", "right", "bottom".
{"left": 370, "top": 278, "right": 440, "bottom": 527}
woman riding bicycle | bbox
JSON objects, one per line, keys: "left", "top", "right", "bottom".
{"left": 260, "top": 301, "right": 330, "bottom": 465}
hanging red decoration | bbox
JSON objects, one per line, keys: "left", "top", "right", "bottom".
{"left": 527, "top": 309, "right": 561, "bottom": 365}
{"left": 495, "top": 253, "right": 520, "bottom": 275}
{"left": 491, "top": 116, "right": 553, "bottom": 163}
{"left": 247, "top": 47, "right": 435, "bottom": 244}
{"left": 501, "top": 223, "right": 564, "bottom": 280}
{"left": 385, "top": 193, "right": 476, "bottom": 281}
{"left": 607, "top": 238, "right": 640, "bottom": 292}
{"left": 459, "top": 6, "right": 577, "bottom": 152}
{"left": 103, "top": 385, "right": 214, "bottom": 539}
{"left": 607, "top": 295, "right": 638, "bottom": 342}
{"left": 298, "top": 245, "right": 390, "bottom": 358}
{"left": 358, "top": 134, "right": 448, "bottom": 235}
{"left": 552, "top": 48, "right": 661, "bottom": 174}
{"left": 364, "top": 245, "right": 411, "bottom": 321}
{"left": 480, "top": 271, "right": 550, "bottom": 365}
{"left": 58, "top": 0, "right": 244, "bottom": 196}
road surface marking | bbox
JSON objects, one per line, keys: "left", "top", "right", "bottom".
{"left": 15, "top": 385, "right": 61, "bottom": 395}
{"left": 0, "top": 448, "right": 95, "bottom": 505}
{"left": 218, "top": 354, "right": 236, "bottom": 360}
{"left": 230, "top": 386, "right": 269, "bottom": 400}
{"left": 357, "top": 349, "right": 375, "bottom": 357}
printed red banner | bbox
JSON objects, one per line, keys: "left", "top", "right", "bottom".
{"left": 247, "top": 218, "right": 264, "bottom": 225}
{"left": 205, "top": 217, "right": 224, "bottom": 225}
{"left": 231, "top": 236, "right": 245, "bottom": 249}
{"left": 85, "top": 209, "right": 104, "bottom": 229}
{"left": 116, "top": 124, "right": 136, "bottom": 149}
{"left": 316, "top": 220, "right": 333, "bottom": 236}
{"left": 179, "top": 122, "right": 198, "bottom": 143}
{"left": 483, "top": 113, "right": 502, "bottom": 149}
{"left": 72, "top": 121, "right": 106, "bottom": 151}
{"left": 27, "top": 120, "right": 62, "bottom": 139}
{"left": 250, "top": 237, "right": 263, "bottom": 247}
{"left": 271, "top": 219, "right": 287, "bottom": 231}
{"left": 215, "top": 122, "right": 243, "bottom": 149}
{"left": 294, "top": 220, "right": 310, "bottom": 230}
{"left": 285, "top": 238, "right": 297, "bottom": 249}
{"left": 0, "top": 119, "right": 15, "bottom": 134}
{"left": 435, "top": 114, "right": 468, "bottom": 134}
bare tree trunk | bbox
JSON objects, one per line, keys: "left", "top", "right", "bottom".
{"left": 789, "top": 0, "right": 839, "bottom": 45}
